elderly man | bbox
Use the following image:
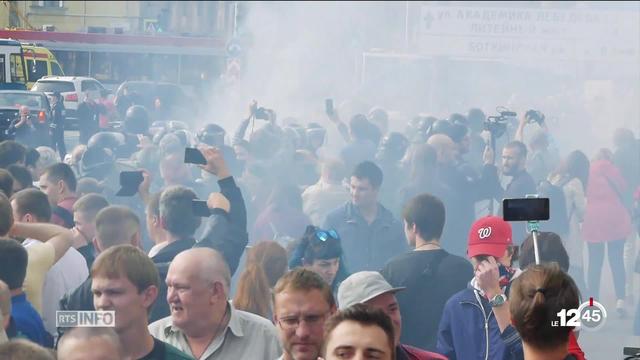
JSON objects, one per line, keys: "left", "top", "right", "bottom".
{"left": 338, "top": 271, "right": 447, "bottom": 360}
{"left": 149, "top": 248, "right": 281, "bottom": 359}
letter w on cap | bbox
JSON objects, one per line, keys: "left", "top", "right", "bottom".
{"left": 478, "top": 227, "right": 492, "bottom": 239}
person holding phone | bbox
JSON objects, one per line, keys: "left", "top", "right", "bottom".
{"left": 437, "top": 216, "right": 523, "bottom": 360}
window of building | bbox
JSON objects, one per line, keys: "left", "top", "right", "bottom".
{"left": 35, "top": 1, "right": 64, "bottom": 8}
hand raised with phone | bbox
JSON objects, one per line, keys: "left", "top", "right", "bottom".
{"left": 200, "top": 146, "right": 231, "bottom": 179}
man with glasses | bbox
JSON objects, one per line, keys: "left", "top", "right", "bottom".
{"left": 272, "top": 268, "right": 336, "bottom": 360}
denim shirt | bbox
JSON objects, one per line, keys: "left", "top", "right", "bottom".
{"left": 324, "top": 201, "right": 407, "bottom": 272}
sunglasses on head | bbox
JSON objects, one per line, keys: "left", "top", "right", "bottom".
{"left": 315, "top": 229, "right": 339, "bottom": 242}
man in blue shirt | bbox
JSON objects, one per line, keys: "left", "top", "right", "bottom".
{"left": 0, "top": 239, "right": 51, "bottom": 347}
{"left": 324, "top": 161, "right": 406, "bottom": 272}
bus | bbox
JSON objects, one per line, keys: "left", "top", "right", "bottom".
{"left": 0, "top": 39, "right": 27, "bottom": 90}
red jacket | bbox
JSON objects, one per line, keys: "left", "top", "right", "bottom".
{"left": 401, "top": 344, "right": 448, "bottom": 360}
{"left": 582, "top": 159, "right": 632, "bottom": 243}
{"left": 568, "top": 331, "right": 586, "bottom": 360}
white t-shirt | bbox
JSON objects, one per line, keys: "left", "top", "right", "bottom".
{"left": 23, "top": 239, "right": 89, "bottom": 337}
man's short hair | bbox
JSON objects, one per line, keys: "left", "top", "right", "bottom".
{"left": 11, "top": 189, "right": 51, "bottom": 222}
{"left": 42, "top": 163, "right": 77, "bottom": 192}
{"left": 73, "top": 193, "right": 109, "bottom": 219}
{"left": 519, "top": 232, "right": 569, "bottom": 272}
{"left": 0, "top": 140, "right": 27, "bottom": 169}
{"left": 505, "top": 141, "right": 528, "bottom": 159}
{"left": 159, "top": 186, "right": 201, "bottom": 238}
{"left": 58, "top": 327, "right": 122, "bottom": 358}
{"left": 0, "top": 193, "right": 13, "bottom": 236}
{"left": 352, "top": 161, "right": 383, "bottom": 189}
{"left": 7, "top": 164, "right": 33, "bottom": 190}
{"left": 0, "top": 339, "right": 55, "bottom": 360}
{"left": 0, "top": 238, "right": 28, "bottom": 290}
{"left": 402, "top": 193, "right": 446, "bottom": 241}
{"left": 95, "top": 206, "right": 140, "bottom": 249}
{"left": 273, "top": 268, "right": 336, "bottom": 309}
{"left": 323, "top": 303, "right": 395, "bottom": 358}
{"left": 25, "top": 147, "right": 40, "bottom": 169}
{"left": 322, "top": 159, "right": 346, "bottom": 185}
{"left": 92, "top": 245, "right": 160, "bottom": 293}
{"left": 76, "top": 177, "right": 104, "bottom": 196}
{"left": 0, "top": 169, "right": 14, "bottom": 198}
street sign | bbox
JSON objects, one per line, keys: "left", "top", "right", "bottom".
{"left": 416, "top": 5, "right": 639, "bottom": 62}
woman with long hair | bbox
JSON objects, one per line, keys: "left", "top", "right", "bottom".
{"left": 289, "top": 225, "right": 348, "bottom": 295}
{"left": 233, "top": 241, "right": 288, "bottom": 319}
{"left": 582, "top": 148, "right": 632, "bottom": 316}
{"left": 548, "top": 150, "right": 590, "bottom": 289}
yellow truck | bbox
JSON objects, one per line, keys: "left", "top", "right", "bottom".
{"left": 21, "top": 44, "right": 64, "bottom": 89}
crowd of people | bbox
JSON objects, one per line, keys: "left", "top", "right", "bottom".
{"left": 0, "top": 94, "right": 637, "bottom": 360}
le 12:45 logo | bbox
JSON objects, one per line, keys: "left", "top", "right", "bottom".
{"left": 554, "top": 297, "right": 607, "bottom": 331}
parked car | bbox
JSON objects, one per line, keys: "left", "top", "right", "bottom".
{"left": 0, "top": 90, "right": 51, "bottom": 145}
{"left": 114, "top": 81, "right": 189, "bottom": 122}
{"left": 31, "top": 76, "right": 108, "bottom": 128}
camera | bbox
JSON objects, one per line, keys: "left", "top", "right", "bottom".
{"left": 254, "top": 107, "right": 270, "bottom": 120}
{"left": 484, "top": 110, "right": 516, "bottom": 139}
{"left": 525, "top": 109, "right": 545, "bottom": 125}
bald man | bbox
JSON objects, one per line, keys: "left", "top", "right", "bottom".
{"left": 149, "top": 248, "right": 281, "bottom": 360}
{"left": 57, "top": 327, "right": 123, "bottom": 360}
{"left": 423, "top": 133, "right": 499, "bottom": 256}
{"left": 427, "top": 134, "right": 458, "bottom": 165}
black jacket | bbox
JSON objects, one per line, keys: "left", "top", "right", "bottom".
{"left": 434, "top": 163, "right": 499, "bottom": 257}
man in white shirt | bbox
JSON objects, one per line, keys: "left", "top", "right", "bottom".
{"left": 149, "top": 248, "right": 281, "bottom": 360}
{"left": 10, "top": 189, "right": 88, "bottom": 338}
{"left": 302, "top": 160, "right": 349, "bottom": 226}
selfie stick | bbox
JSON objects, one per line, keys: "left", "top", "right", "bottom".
{"left": 528, "top": 221, "right": 541, "bottom": 265}
{"left": 488, "top": 133, "right": 496, "bottom": 215}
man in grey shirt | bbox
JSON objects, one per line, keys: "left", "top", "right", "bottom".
{"left": 149, "top": 248, "right": 281, "bottom": 360}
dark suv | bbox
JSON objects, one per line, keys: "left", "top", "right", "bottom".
{"left": 0, "top": 90, "right": 51, "bottom": 146}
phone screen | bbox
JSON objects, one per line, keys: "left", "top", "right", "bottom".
{"left": 502, "top": 198, "right": 550, "bottom": 222}
{"left": 184, "top": 148, "right": 207, "bottom": 165}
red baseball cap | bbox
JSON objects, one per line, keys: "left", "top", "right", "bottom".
{"left": 467, "top": 216, "right": 513, "bottom": 259}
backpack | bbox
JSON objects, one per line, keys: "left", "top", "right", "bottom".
{"left": 537, "top": 179, "right": 570, "bottom": 236}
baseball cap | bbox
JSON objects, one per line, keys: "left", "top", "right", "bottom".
{"left": 467, "top": 216, "right": 512, "bottom": 259}
{"left": 337, "top": 271, "right": 405, "bottom": 309}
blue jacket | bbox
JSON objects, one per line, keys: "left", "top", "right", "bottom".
{"left": 437, "top": 286, "right": 523, "bottom": 360}
{"left": 323, "top": 201, "right": 407, "bottom": 272}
